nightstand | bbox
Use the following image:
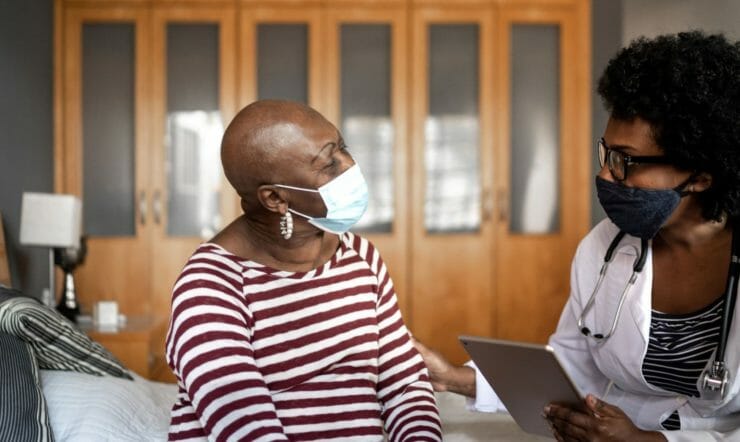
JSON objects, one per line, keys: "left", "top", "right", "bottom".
{"left": 79, "top": 315, "right": 167, "bottom": 380}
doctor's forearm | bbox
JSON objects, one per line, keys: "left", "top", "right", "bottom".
{"left": 442, "top": 365, "right": 477, "bottom": 398}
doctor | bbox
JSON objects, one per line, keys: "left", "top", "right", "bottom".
{"left": 414, "top": 31, "right": 740, "bottom": 441}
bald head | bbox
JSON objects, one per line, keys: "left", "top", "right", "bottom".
{"left": 221, "top": 100, "right": 331, "bottom": 199}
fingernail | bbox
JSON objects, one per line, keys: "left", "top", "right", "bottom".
{"left": 543, "top": 405, "right": 551, "bottom": 414}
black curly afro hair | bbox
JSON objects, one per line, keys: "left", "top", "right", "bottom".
{"left": 598, "top": 31, "right": 740, "bottom": 222}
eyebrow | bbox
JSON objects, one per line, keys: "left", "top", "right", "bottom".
{"left": 603, "top": 139, "right": 639, "bottom": 154}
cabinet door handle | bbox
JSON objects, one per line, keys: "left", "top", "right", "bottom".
{"left": 498, "top": 189, "right": 509, "bottom": 222}
{"left": 138, "top": 190, "right": 147, "bottom": 225}
{"left": 153, "top": 190, "right": 162, "bottom": 225}
{"left": 481, "top": 187, "right": 494, "bottom": 222}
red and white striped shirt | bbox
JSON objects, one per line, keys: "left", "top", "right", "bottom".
{"left": 165, "top": 232, "right": 442, "bottom": 441}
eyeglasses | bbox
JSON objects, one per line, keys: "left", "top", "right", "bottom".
{"left": 598, "top": 138, "right": 672, "bottom": 181}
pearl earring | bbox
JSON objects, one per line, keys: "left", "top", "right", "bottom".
{"left": 280, "top": 211, "right": 293, "bottom": 240}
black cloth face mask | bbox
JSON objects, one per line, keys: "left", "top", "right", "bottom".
{"left": 595, "top": 175, "right": 691, "bottom": 239}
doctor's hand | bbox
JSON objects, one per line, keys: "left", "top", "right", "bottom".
{"left": 544, "top": 394, "right": 667, "bottom": 442}
{"left": 411, "top": 337, "right": 477, "bottom": 398}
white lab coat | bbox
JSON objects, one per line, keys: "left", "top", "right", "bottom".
{"left": 470, "top": 219, "right": 740, "bottom": 441}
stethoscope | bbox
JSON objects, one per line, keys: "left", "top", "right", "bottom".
{"left": 577, "top": 228, "right": 739, "bottom": 400}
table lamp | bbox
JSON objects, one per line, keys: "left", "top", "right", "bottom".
{"left": 20, "top": 192, "right": 83, "bottom": 320}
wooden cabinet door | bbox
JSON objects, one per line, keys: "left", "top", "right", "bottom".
{"left": 60, "top": 6, "right": 153, "bottom": 317}
{"left": 410, "top": 6, "right": 497, "bottom": 364}
{"left": 493, "top": 3, "right": 591, "bottom": 343}
{"left": 149, "top": 5, "right": 239, "bottom": 322}
{"left": 409, "top": 1, "right": 590, "bottom": 364}
{"left": 322, "top": 5, "right": 411, "bottom": 314}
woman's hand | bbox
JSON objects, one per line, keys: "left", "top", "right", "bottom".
{"left": 544, "top": 394, "right": 666, "bottom": 442}
{"left": 411, "top": 337, "right": 477, "bottom": 397}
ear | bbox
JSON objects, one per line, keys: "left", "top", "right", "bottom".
{"left": 689, "top": 172, "right": 712, "bottom": 193}
{"left": 256, "top": 185, "right": 288, "bottom": 215}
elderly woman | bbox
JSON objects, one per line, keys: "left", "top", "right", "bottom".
{"left": 165, "top": 100, "right": 442, "bottom": 441}
{"left": 415, "top": 31, "right": 740, "bottom": 441}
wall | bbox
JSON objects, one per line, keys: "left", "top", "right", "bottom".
{"left": 590, "top": 0, "right": 622, "bottom": 225}
{"left": 0, "top": 0, "right": 54, "bottom": 297}
{"left": 623, "top": 0, "right": 739, "bottom": 42}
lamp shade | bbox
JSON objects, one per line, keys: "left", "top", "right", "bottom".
{"left": 20, "top": 192, "right": 82, "bottom": 248}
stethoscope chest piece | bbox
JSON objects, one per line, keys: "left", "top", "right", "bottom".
{"left": 701, "top": 360, "right": 730, "bottom": 401}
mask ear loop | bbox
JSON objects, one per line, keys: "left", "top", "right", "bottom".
{"left": 287, "top": 207, "right": 314, "bottom": 221}
{"left": 271, "top": 184, "right": 314, "bottom": 239}
{"left": 274, "top": 184, "right": 320, "bottom": 193}
{"left": 274, "top": 184, "right": 322, "bottom": 222}
{"left": 674, "top": 172, "right": 697, "bottom": 196}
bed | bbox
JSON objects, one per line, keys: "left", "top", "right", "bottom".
{"left": 40, "top": 370, "right": 175, "bottom": 441}
{"left": 0, "top": 286, "right": 177, "bottom": 442}
{"left": 0, "top": 285, "right": 549, "bottom": 441}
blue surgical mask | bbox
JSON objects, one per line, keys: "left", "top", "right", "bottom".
{"left": 275, "top": 164, "right": 369, "bottom": 234}
{"left": 595, "top": 175, "right": 690, "bottom": 239}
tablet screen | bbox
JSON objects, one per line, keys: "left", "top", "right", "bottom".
{"left": 460, "top": 335, "right": 583, "bottom": 437}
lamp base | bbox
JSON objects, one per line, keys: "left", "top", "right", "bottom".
{"left": 56, "top": 272, "right": 80, "bottom": 322}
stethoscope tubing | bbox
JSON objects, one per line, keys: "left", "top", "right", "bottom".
{"left": 577, "top": 235, "right": 647, "bottom": 341}
{"left": 717, "top": 237, "right": 740, "bottom": 363}
{"left": 579, "top": 227, "right": 738, "bottom": 400}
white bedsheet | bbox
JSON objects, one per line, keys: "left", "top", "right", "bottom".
{"left": 38, "top": 371, "right": 551, "bottom": 441}
{"left": 40, "top": 370, "right": 177, "bottom": 442}
{"left": 436, "top": 391, "right": 553, "bottom": 441}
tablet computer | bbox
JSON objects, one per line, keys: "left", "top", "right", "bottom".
{"left": 459, "top": 335, "right": 583, "bottom": 437}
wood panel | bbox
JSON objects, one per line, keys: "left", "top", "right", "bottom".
{"left": 493, "top": 2, "right": 591, "bottom": 343}
{"left": 54, "top": 0, "right": 64, "bottom": 193}
{"left": 149, "top": 5, "right": 238, "bottom": 328}
{"left": 409, "top": 6, "right": 496, "bottom": 364}
{"left": 322, "top": 5, "right": 411, "bottom": 317}
{"left": 82, "top": 316, "right": 166, "bottom": 379}
{"left": 0, "top": 213, "right": 10, "bottom": 287}
{"left": 61, "top": 6, "right": 152, "bottom": 317}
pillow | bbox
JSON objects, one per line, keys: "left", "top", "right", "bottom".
{"left": 41, "top": 370, "right": 177, "bottom": 442}
{"left": 0, "top": 284, "right": 26, "bottom": 303}
{"left": 0, "top": 295, "right": 132, "bottom": 380}
{"left": 0, "top": 332, "right": 54, "bottom": 442}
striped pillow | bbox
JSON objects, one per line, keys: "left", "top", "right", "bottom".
{"left": 0, "top": 332, "right": 54, "bottom": 442}
{"left": 0, "top": 297, "right": 132, "bottom": 380}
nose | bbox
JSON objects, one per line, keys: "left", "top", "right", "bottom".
{"left": 339, "top": 151, "right": 356, "bottom": 172}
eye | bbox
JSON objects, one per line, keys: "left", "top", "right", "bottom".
{"left": 320, "top": 141, "right": 351, "bottom": 172}
{"left": 612, "top": 151, "right": 625, "bottom": 169}
{"left": 323, "top": 154, "right": 339, "bottom": 171}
